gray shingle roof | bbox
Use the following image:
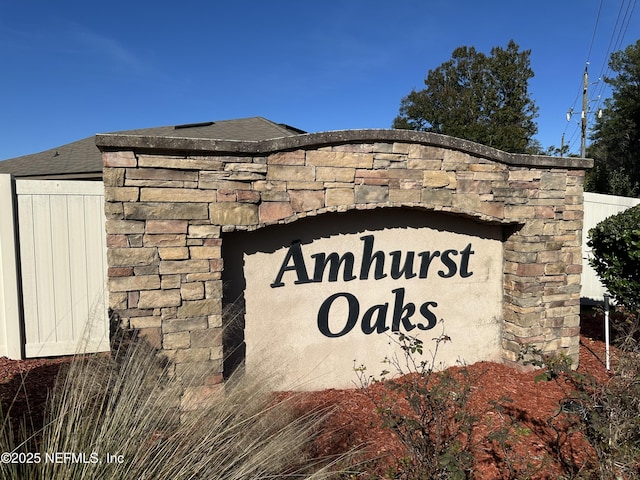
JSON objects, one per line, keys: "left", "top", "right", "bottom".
{"left": 0, "top": 117, "right": 305, "bottom": 179}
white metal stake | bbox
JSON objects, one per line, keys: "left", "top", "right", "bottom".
{"left": 604, "top": 294, "right": 611, "bottom": 371}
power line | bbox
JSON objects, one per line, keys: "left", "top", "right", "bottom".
{"left": 563, "top": 0, "right": 638, "bottom": 155}
{"left": 561, "top": 0, "right": 603, "bottom": 150}
{"left": 591, "top": 0, "right": 636, "bottom": 108}
{"left": 586, "top": 0, "right": 604, "bottom": 62}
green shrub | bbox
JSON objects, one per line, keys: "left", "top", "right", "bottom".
{"left": 588, "top": 204, "right": 640, "bottom": 312}
{"left": 588, "top": 204, "right": 640, "bottom": 349}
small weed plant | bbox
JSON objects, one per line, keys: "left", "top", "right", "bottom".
{"left": 520, "top": 341, "right": 640, "bottom": 479}
{"left": 485, "top": 396, "right": 549, "bottom": 480}
{"left": 355, "top": 327, "right": 477, "bottom": 479}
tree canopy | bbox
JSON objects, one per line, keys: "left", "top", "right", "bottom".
{"left": 587, "top": 40, "right": 640, "bottom": 197}
{"left": 392, "top": 40, "right": 539, "bottom": 154}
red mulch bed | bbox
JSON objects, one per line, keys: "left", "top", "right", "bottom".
{"left": 0, "top": 310, "right": 618, "bottom": 478}
{"left": 0, "top": 356, "right": 72, "bottom": 433}
{"left": 288, "top": 310, "right": 616, "bottom": 479}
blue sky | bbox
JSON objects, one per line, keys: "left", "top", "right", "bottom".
{"left": 1, "top": 0, "right": 638, "bottom": 160}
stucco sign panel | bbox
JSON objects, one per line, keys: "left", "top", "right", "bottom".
{"left": 233, "top": 210, "right": 503, "bottom": 390}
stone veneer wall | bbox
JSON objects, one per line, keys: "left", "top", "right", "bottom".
{"left": 97, "top": 130, "right": 593, "bottom": 406}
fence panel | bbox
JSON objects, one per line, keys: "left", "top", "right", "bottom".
{"left": 0, "top": 175, "right": 22, "bottom": 358}
{"left": 582, "top": 192, "right": 640, "bottom": 304}
{"left": 15, "top": 179, "right": 109, "bottom": 357}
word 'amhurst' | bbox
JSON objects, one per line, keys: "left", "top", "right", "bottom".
{"left": 270, "top": 235, "right": 475, "bottom": 338}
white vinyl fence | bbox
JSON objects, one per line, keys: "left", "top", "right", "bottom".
{"left": 0, "top": 175, "right": 109, "bottom": 359}
{"left": 581, "top": 192, "right": 640, "bottom": 304}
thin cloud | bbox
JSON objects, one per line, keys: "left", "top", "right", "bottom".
{"left": 69, "top": 24, "right": 145, "bottom": 73}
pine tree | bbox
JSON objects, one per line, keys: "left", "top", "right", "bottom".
{"left": 393, "top": 40, "right": 539, "bottom": 154}
{"left": 588, "top": 40, "right": 640, "bottom": 196}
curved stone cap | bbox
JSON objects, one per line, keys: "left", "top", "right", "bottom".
{"left": 96, "top": 129, "right": 593, "bottom": 170}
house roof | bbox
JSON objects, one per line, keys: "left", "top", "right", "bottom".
{"left": 0, "top": 117, "right": 305, "bottom": 179}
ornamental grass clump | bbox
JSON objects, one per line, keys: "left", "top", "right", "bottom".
{"left": 0, "top": 329, "right": 343, "bottom": 479}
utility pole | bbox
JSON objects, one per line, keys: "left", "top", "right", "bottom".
{"left": 567, "top": 63, "right": 594, "bottom": 158}
{"left": 581, "top": 64, "right": 588, "bottom": 158}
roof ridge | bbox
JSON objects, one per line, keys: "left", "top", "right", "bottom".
{"left": 0, "top": 116, "right": 306, "bottom": 178}
{"left": 251, "top": 116, "right": 300, "bottom": 137}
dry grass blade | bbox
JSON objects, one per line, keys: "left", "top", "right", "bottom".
{"left": 0, "top": 330, "right": 348, "bottom": 479}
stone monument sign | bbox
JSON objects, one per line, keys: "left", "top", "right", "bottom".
{"left": 97, "top": 130, "right": 592, "bottom": 401}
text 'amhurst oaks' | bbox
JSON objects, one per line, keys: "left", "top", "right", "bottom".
{"left": 270, "top": 234, "right": 475, "bottom": 338}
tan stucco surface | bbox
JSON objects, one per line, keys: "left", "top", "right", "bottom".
{"left": 229, "top": 209, "right": 503, "bottom": 389}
